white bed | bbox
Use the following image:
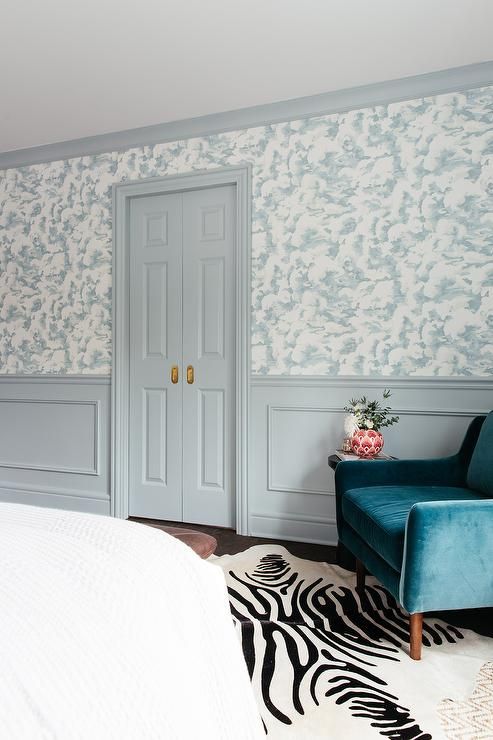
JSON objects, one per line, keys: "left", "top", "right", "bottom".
{"left": 0, "top": 503, "right": 263, "bottom": 739}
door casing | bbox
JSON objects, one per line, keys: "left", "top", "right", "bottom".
{"left": 112, "top": 165, "right": 251, "bottom": 534}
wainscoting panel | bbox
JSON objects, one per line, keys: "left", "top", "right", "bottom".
{"left": 268, "top": 406, "right": 344, "bottom": 495}
{"left": 0, "top": 376, "right": 111, "bottom": 514}
{"left": 249, "top": 376, "right": 493, "bottom": 546}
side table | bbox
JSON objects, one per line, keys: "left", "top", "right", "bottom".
{"left": 328, "top": 454, "right": 341, "bottom": 471}
{"left": 329, "top": 452, "right": 397, "bottom": 470}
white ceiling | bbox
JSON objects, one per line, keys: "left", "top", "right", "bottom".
{"left": 1, "top": 0, "right": 493, "bottom": 154}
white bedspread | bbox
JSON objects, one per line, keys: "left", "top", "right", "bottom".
{"left": 0, "top": 504, "right": 263, "bottom": 739}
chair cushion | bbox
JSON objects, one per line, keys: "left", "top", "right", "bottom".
{"left": 342, "top": 486, "right": 483, "bottom": 571}
{"left": 467, "top": 411, "right": 493, "bottom": 497}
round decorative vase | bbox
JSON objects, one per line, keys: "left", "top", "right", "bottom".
{"left": 351, "top": 429, "right": 384, "bottom": 458}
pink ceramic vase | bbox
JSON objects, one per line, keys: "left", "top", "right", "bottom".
{"left": 351, "top": 429, "right": 384, "bottom": 458}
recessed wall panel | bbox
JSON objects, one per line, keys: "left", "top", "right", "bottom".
{"left": 0, "top": 377, "right": 111, "bottom": 516}
{"left": 0, "top": 399, "right": 98, "bottom": 475}
{"left": 199, "top": 390, "right": 224, "bottom": 489}
{"left": 268, "top": 407, "right": 338, "bottom": 495}
{"left": 144, "top": 262, "right": 168, "bottom": 359}
{"left": 144, "top": 389, "right": 167, "bottom": 485}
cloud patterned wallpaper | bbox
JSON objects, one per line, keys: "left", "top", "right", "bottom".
{"left": 0, "top": 86, "right": 492, "bottom": 376}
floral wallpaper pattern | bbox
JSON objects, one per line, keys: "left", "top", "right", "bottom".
{"left": 0, "top": 86, "right": 492, "bottom": 375}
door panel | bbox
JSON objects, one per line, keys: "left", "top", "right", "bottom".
{"left": 199, "top": 389, "right": 224, "bottom": 489}
{"left": 144, "top": 262, "right": 168, "bottom": 359}
{"left": 129, "top": 193, "right": 182, "bottom": 520}
{"left": 199, "top": 258, "right": 225, "bottom": 358}
{"left": 182, "top": 186, "right": 235, "bottom": 527}
{"left": 144, "top": 388, "right": 167, "bottom": 484}
{"left": 128, "top": 185, "right": 235, "bottom": 527}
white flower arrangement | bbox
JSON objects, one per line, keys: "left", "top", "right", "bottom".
{"left": 343, "top": 390, "right": 399, "bottom": 432}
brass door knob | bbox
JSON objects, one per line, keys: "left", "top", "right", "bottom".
{"left": 171, "top": 365, "right": 179, "bottom": 384}
{"left": 186, "top": 365, "right": 194, "bottom": 384}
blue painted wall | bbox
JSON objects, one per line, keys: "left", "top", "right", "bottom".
{"left": 0, "top": 86, "right": 492, "bottom": 375}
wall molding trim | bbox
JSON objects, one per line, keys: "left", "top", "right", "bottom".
{"left": 0, "top": 374, "right": 111, "bottom": 515}
{"left": 250, "top": 511, "right": 336, "bottom": 526}
{"left": 249, "top": 375, "right": 492, "bottom": 544}
{"left": 267, "top": 405, "right": 343, "bottom": 497}
{"left": 265, "top": 401, "right": 488, "bottom": 501}
{"left": 0, "top": 375, "right": 111, "bottom": 385}
{"left": 251, "top": 375, "right": 493, "bottom": 391}
{"left": 1, "top": 61, "right": 492, "bottom": 170}
{"left": 0, "top": 398, "right": 100, "bottom": 476}
{"left": 0, "top": 482, "right": 110, "bottom": 516}
{"left": 249, "top": 512, "right": 338, "bottom": 546}
{"left": 0, "top": 480, "right": 109, "bottom": 502}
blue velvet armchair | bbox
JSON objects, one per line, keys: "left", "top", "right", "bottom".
{"left": 335, "top": 413, "right": 493, "bottom": 660}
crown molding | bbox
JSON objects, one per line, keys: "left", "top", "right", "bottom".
{"left": 1, "top": 61, "right": 492, "bottom": 170}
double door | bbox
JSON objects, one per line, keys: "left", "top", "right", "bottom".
{"left": 129, "top": 185, "right": 235, "bottom": 527}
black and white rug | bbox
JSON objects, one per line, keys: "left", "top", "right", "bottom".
{"left": 214, "top": 545, "right": 493, "bottom": 739}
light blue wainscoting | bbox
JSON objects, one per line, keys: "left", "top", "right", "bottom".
{"left": 249, "top": 376, "right": 493, "bottom": 546}
{"left": 0, "top": 376, "right": 111, "bottom": 514}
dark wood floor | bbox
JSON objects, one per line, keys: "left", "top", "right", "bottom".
{"left": 130, "top": 517, "right": 337, "bottom": 561}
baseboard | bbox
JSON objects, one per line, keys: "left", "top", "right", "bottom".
{"left": 249, "top": 513, "right": 338, "bottom": 546}
{"left": 0, "top": 483, "right": 110, "bottom": 515}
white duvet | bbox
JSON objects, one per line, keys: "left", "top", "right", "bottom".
{"left": 0, "top": 504, "right": 263, "bottom": 740}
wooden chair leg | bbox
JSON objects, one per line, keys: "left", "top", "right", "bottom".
{"left": 409, "top": 613, "right": 423, "bottom": 660}
{"left": 356, "top": 559, "right": 366, "bottom": 592}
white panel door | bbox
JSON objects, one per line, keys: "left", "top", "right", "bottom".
{"left": 128, "top": 185, "right": 235, "bottom": 526}
{"left": 182, "top": 186, "right": 235, "bottom": 527}
{"left": 129, "top": 193, "right": 183, "bottom": 520}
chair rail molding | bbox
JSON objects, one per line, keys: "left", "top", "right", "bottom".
{"left": 250, "top": 374, "right": 493, "bottom": 391}
{"left": 0, "top": 374, "right": 111, "bottom": 385}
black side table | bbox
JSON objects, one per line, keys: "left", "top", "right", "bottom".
{"left": 328, "top": 454, "right": 341, "bottom": 470}
{"left": 328, "top": 452, "right": 397, "bottom": 470}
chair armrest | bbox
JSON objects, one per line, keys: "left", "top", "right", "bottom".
{"left": 400, "top": 499, "right": 493, "bottom": 613}
{"left": 335, "top": 454, "right": 467, "bottom": 496}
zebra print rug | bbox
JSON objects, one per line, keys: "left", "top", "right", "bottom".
{"left": 214, "top": 545, "right": 493, "bottom": 740}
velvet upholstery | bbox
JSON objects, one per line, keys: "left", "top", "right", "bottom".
{"left": 467, "top": 411, "right": 493, "bottom": 497}
{"left": 338, "top": 522, "right": 401, "bottom": 603}
{"left": 342, "top": 485, "right": 483, "bottom": 572}
{"left": 336, "top": 415, "right": 492, "bottom": 619}
{"left": 401, "top": 499, "right": 493, "bottom": 613}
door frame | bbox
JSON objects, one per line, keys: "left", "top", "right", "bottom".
{"left": 111, "top": 165, "right": 252, "bottom": 534}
